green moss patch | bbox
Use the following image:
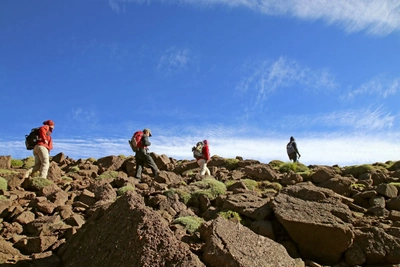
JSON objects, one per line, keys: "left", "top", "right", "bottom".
{"left": 173, "top": 216, "right": 204, "bottom": 233}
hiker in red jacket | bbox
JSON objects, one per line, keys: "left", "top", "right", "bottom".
{"left": 26, "top": 120, "right": 55, "bottom": 179}
{"left": 197, "top": 139, "right": 211, "bottom": 176}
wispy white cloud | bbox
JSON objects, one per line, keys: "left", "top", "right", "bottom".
{"left": 343, "top": 76, "right": 400, "bottom": 100}
{"left": 237, "top": 57, "right": 336, "bottom": 109}
{"left": 4, "top": 131, "right": 400, "bottom": 167}
{"left": 157, "top": 47, "right": 196, "bottom": 76}
{"left": 108, "top": 0, "right": 400, "bottom": 36}
{"left": 68, "top": 107, "right": 98, "bottom": 127}
{"left": 290, "top": 107, "right": 397, "bottom": 131}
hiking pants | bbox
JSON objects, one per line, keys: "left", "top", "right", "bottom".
{"left": 32, "top": 145, "right": 50, "bottom": 178}
{"left": 288, "top": 152, "right": 298, "bottom": 163}
{"left": 197, "top": 159, "right": 210, "bottom": 176}
{"left": 135, "top": 149, "right": 158, "bottom": 179}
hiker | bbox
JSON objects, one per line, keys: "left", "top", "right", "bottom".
{"left": 287, "top": 136, "right": 301, "bottom": 163}
{"left": 134, "top": 128, "right": 158, "bottom": 180}
{"left": 196, "top": 139, "right": 211, "bottom": 176}
{"left": 25, "top": 120, "right": 55, "bottom": 179}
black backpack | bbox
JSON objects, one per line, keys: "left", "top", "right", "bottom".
{"left": 286, "top": 141, "right": 295, "bottom": 155}
{"left": 25, "top": 128, "right": 40, "bottom": 150}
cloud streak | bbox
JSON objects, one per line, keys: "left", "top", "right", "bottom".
{"left": 343, "top": 76, "right": 400, "bottom": 100}
{"left": 237, "top": 57, "right": 336, "bottom": 110}
{"left": 289, "top": 107, "right": 397, "bottom": 131}
{"left": 4, "top": 131, "right": 400, "bottom": 167}
{"left": 108, "top": 0, "right": 400, "bottom": 36}
{"left": 157, "top": 47, "right": 196, "bottom": 76}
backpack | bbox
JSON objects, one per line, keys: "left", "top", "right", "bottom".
{"left": 286, "top": 142, "right": 295, "bottom": 155}
{"left": 128, "top": 131, "right": 143, "bottom": 152}
{"left": 192, "top": 141, "right": 204, "bottom": 159}
{"left": 25, "top": 128, "right": 40, "bottom": 150}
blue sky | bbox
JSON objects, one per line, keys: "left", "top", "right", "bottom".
{"left": 1, "top": 0, "right": 400, "bottom": 166}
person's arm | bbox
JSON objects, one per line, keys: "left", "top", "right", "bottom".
{"left": 141, "top": 135, "right": 151, "bottom": 147}
{"left": 293, "top": 142, "right": 301, "bottom": 157}
{"left": 38, "top": 125, "right": 49, "bottom": 143}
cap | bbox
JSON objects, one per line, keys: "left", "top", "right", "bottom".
{"left": 203, "top": 140, "right": 208, "bottom": 145}
{"left": 43, "top": 120, "right": 55, "bottom": 126}
{"left": 143, "top": 128, "right": 152, "bottom": 137}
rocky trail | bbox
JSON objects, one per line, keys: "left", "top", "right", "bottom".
{"left": 0, "top": 153, "right": 400, "bottom": 267}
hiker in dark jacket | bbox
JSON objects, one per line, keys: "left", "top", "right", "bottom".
{"left": 134, "top": 128, "right": 158, "bottom": 180}
{"left": 287, "top": 136, "right": 301, "bottom": 163}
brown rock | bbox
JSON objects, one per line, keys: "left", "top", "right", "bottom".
{"left": 154, "top": 153, "right": 172, "bottom": 171}
{"left": 52, "top": 152, "right": 66, "bottom": 164}
{"left": 222, "top": 193, "right": 272, "bottom": 220}
{"left": 78, "top": 189, "right": 96, "bottom": 206}
{"left": 14, "top": 210, "right": 36, "bottom": 225}
{"left": 93, "top": 183, "right": 117, "bottom": 202}
{"left": 14, "top": 235, "right": 58, "bottom": 254}
{"left": 244, "top": 164, "right": 279, "bottom": 181}
{"left": 96, "top": 155, "right": 125, "bottom": 172}
{"left": 272, "top": 184, "right": 354, "bottom": 265}
{"left": 281, "top": 171, "right": 303, "bottom": 186}
{"left": 36, "top": 200, "right": 57, "bottom": 215}
{"left": 318, "top": 175, "right": 355, "bottom": 196}
{"left": 200, "top": 217, "right": 299, "bottom": 267}
{"left": 59, "top": 191, "right": 205, "bottom": 267}
{"left": 65, "top": 214, "right": 85, "bottom": 227}
{"left": 49, "top": 190, "right": 69, "bottom": 206}
{"left": 311, "top": 166, "right": 337, "bottom": 183}
{"left": 376, "top": 183, "right": 398, "bottom": 198}
{"left": 47, "top": 162, "right": 63, "bottom": 181}
{"left": 0, "top": 155, "right": 11, "bottom": 169}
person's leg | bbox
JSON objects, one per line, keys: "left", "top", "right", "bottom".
{"left": 289, "top": 152, "right": 298, "bottom": 163}
{"left": 38, "top": 146, "right": 50, "bottom": 178}
{"left": 205, "top": 163, "right": 211, "bottom": 176}
{"left": 135, "top": 154, "right": 144, "bottom": 179}
{"left": 198, "top": 159, "right": 207, "bottom": 175}
{"left": 145, "top": 154, "right": 158, "bottom": 177}
{"left": 31, "top": 145, "right": 42, "bottom": 175}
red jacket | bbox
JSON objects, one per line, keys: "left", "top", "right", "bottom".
{"left": 37, "top": 125, "right": 53, "bottom": 150}
{"left": 202, "top": 144, "right": 210, "bottom": 161}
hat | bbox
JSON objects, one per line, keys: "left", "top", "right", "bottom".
{"left": 143, "top": 128, "right": 152, "bottom": 137}
{"left": 290, "top": 136, "right": 295, "bottom": 141}
{"left": 43, "top": 120, "right": 55, "bottom": 126}
{"left": 203, "top": 140, "right": 208, "bottom": 145}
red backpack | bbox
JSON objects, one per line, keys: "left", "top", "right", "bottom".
{"left": 128, "top": 131, "right": 143, "bottom": 152}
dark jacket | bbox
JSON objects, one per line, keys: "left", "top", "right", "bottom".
{"left": 287, "top": 141, "right": 299, "bottom": 155}
{"left": 140, "top": 135, "right": 151, "bottom": 150}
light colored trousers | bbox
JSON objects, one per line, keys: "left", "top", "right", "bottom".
{"left": 197, "top": 159, "right": 210, "bottom": 176}
{"left": 32, "top": 145, "right": 50, "bottom": 178}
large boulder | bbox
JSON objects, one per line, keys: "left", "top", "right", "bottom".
{"left": 59, "top": 191, "right": 205, "bottom": 267}
{"left": 310, "top": 166, "right": 337, "bottom": 183}
{"left": 272, "top": 183, "right": 354, "bottom": 265}
{"left": 318, "top": 175, "right": 356, "bottom": 196}
{"left": 200, "top": 216, "right": 299, "bottom": 267}
{"left": 347, "top": 226, "right": 400, "bottom": 265}
{"left": 222, "top": 193, "right": 272, "bottom": 220}
{"left": 244, "top": 164, "right": 279, "bottom": 181}
{"left": 154, "top": 153, "right": 173, "bottom": 171}
{"left": 96, "top": 155, "right": 125, "bottom": 173}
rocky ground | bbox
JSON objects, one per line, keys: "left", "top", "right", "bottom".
{"left": 0, "top": 153, "right": 400, "bottom": 267}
